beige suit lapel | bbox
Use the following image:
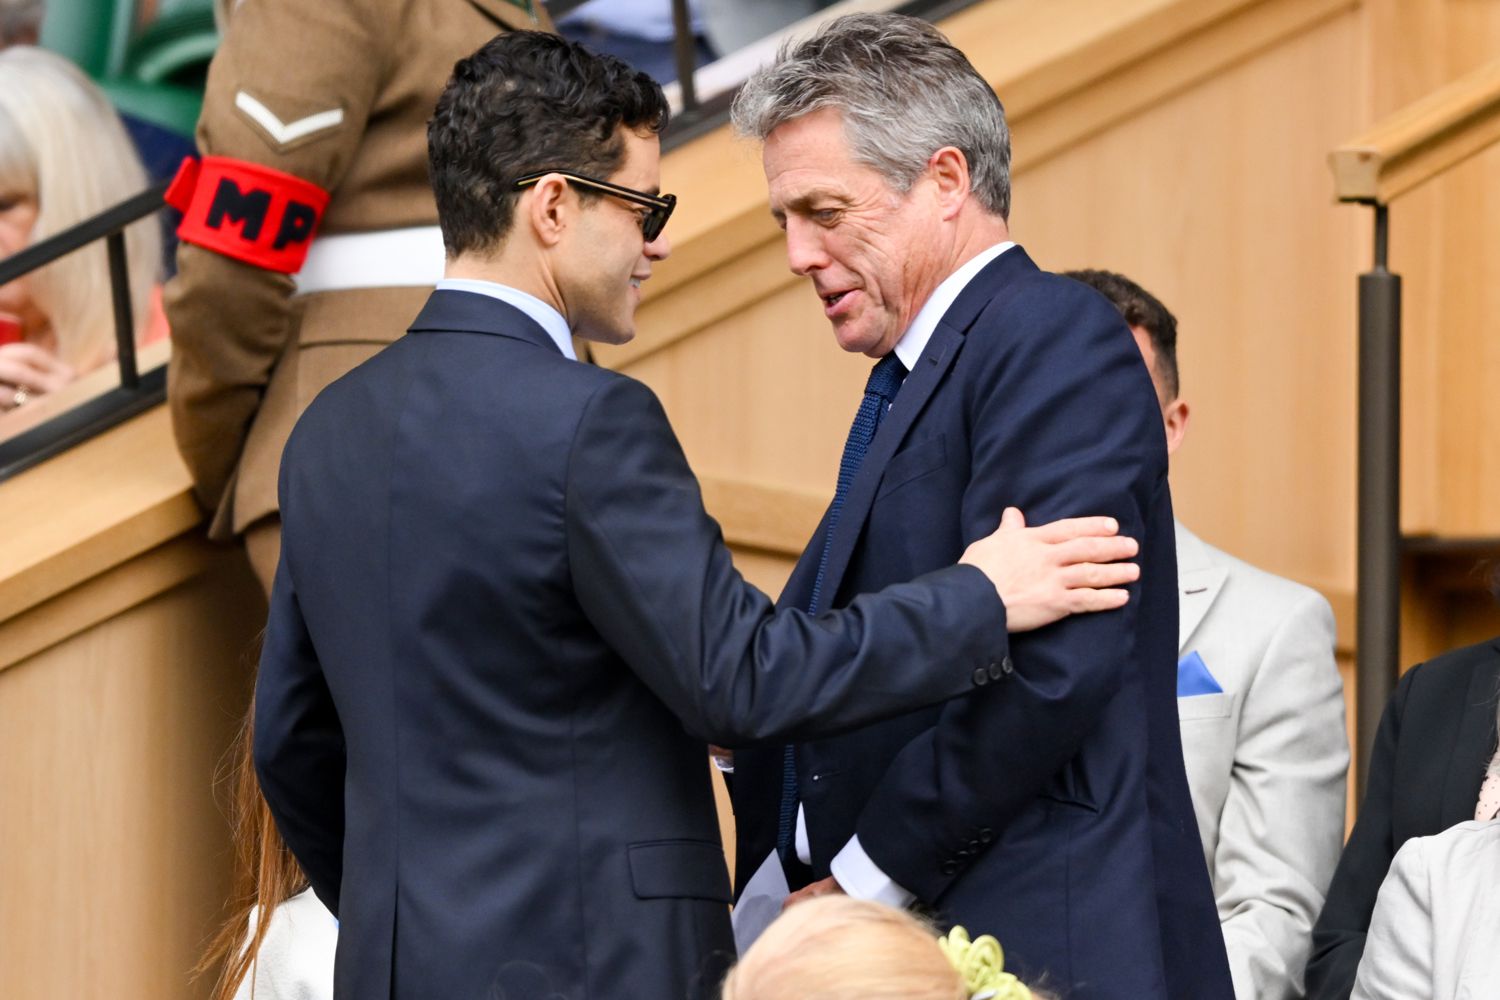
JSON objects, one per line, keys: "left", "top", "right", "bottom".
{"left": 1176, "top": 521, "right": 1228, "bottom": 653}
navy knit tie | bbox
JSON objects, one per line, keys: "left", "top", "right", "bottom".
{"left": 776, "top": 352, "right": 907, "bottom": 861}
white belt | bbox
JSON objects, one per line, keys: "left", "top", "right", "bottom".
{"left": 293, "top": 225, "right": 446, "bottom": 296}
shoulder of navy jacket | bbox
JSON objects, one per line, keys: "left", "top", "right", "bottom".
{"left": 940, "top": 247, "right": 1039, "bottom": 339}
{"left": 165, "top": 155, "right": 329, "bottom": 273}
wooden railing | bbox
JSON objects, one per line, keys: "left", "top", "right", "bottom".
{"left": 1331, "top": 57, "right": 1500, "bottom": 204}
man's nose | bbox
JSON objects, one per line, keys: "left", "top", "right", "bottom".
{"left": 784, "top": 220, "right": 829, "bottom": 276}
{"left": 644, "top": 230, "right": 671, "bottom": 262}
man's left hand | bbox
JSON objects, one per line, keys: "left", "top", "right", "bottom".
{"left": 783, "top": 875, "right": 844, "bottom": 910}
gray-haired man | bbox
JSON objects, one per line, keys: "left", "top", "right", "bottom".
{"left": 728, "top": 14, "right": 1234, "bottom": 998}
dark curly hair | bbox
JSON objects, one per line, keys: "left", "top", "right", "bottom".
{"left": 427, "top": 30, "right": 670, "bottom": 258}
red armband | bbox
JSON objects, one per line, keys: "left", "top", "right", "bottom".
{"left": 165, "top": 156, "right": 331, "bottom": 273}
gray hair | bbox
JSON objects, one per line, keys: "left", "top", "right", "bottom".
{"left": 732, "top": 12, "right": 1010, "bottom": 220}
{"left": 0, "top": 0, "right": 43, "bottom": 46}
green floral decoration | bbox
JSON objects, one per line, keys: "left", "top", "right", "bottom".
{"left": 938, "top": 925, "right": 1033, "bottom": 1000}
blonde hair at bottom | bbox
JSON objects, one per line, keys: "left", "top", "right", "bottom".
{"left": 722, "top": 896, "right": 968, "bottom": 1000}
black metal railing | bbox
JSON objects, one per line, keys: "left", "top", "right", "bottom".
{"left": 0, "top": 179, "right": 171, "bottom": 482}
{"left": 1350, "top": 201, "right": 1401, "bottom": 794}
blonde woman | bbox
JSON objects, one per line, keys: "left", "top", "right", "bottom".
{"left": 0, "top": 45, "right": 162, "bottom": 413}
{"left": 723, "top": 897, "right": 1040, "bottom": 1000}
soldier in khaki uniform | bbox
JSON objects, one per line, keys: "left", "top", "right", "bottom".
{"left": 166, "top": 0, "right": 551, "bottom": 593}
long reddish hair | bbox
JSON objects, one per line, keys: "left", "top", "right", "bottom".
{"left": 195, "top": 695, "right": 309, "bottom": 1000}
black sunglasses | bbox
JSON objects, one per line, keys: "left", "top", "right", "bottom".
{"left": 512, "top": 169, "right": 676, "bottom": 242}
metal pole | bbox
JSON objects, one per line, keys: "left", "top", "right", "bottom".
{"left": 106, "top": 231, "right": 140, "bottom": 390}
{"left": 1355, "top": 202, "right": 1401, "bottom": 802}
{"left": 670, "top": 0, "right": 698, "bottom": 113}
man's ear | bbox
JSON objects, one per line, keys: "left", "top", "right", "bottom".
{"left": 527, "top": 175, "right": 572, "bottom": 248}
{"left": 927, "top": 146, "right": 972, "bottom": 221}
{"left": 1163, "top": 397, "right": 1190, "bottom": 456}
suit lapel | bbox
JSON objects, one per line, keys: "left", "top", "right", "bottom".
{"left": 810, "top": 248, "right": 1038, "bottom": 613}
{"left": 1440, "top": 642, "right": 1500, "bottom": 823}
{"left": 1175, "top": 522, "right": 1229, "bottom": 653}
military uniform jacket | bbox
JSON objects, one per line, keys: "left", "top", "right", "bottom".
{"left": 165, "top": 0, "right": 549, "bottom": 540}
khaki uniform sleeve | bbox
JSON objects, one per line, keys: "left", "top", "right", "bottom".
{"left": 164, "top": 0, "right": 395, "bottom": 512}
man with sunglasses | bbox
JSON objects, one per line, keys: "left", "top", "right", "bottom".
{"left": 253, "top": 30, "right": 1142, "bottom": 1000}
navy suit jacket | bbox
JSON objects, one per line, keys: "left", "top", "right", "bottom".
{"left": 252, "top": 289, "right": 1014, "bottom": 1000}
{"left": 1305, "top": 638, "right": 1500, "bottom": 1000}
{"left": 733, "top": 248, "right": 1233, "bottom": 998}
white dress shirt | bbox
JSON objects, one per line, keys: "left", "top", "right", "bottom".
{"left": 435, "top": 278, "right": 577, "bottom": 361}
{"left": 796, "top": 240, "right": 1015, "bottom": 907}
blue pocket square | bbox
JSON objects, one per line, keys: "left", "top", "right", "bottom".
{"left": 1177, "top": 650, "right": 1223, "bottom": 696}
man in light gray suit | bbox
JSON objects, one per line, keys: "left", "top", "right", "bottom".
{"left": 1070, "top": 269, "right": 1350, "bottom": 1000}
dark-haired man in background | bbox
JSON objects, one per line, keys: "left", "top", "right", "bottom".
{"left": 253, "top": 30, "right": 1142, "bottom": 1000}
{"left": 1069, "top": 269, "right": 1348, "bottom": 1000}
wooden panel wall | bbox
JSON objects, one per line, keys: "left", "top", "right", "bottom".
{"left": 1365, "top": 0, "right": 1500, "bottom": 661}
{"left": 0, "top": 552, "right": 263, "bottom": 1000}
{"left": 1365, "top": 0, "right": 1500, "bottom": 543}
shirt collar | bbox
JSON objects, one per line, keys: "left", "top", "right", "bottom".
{"left": 435, "top": 278, "right": 577, "bottom": 360}
{"left": 892, "top": 242, "right": 1015, "bottom": 371}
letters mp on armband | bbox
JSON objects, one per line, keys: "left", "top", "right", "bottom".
{"left": 165, "top": 156, "right": 330, "bottom": 273}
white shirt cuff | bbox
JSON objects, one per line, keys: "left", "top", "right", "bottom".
{"left": 795, "top": 805, "right": 811, "bottom": 865}
{"left": 830, "top": 834, "right": 916, "bottom": 908}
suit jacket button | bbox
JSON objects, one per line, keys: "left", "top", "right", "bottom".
{"left": 979, "top": 827, "right": 994, "bottom": 843}
{"left": 941, "top": 860, "right": 959, "bottom": 875}
{"left": 987, "top": 660, "right": 1004, "bottom": 680}
{"left": 971, "top": 667, "right": 989, "bottom": 686}
{"left": 968, "top": 838, "right": 981, "bottom": 850}
{"left": 1001, "top": 655, "right": 1014, "bottom": 675}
